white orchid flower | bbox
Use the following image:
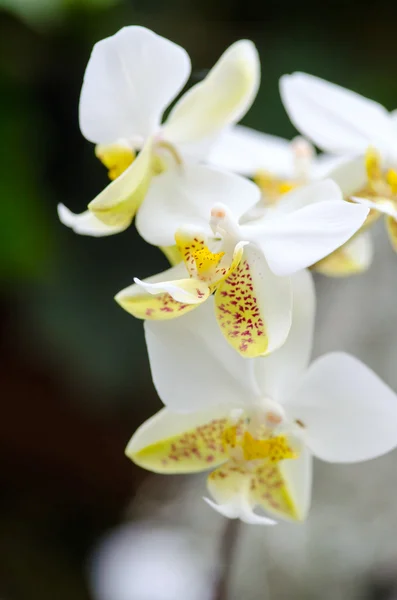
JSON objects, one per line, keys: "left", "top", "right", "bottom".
{"left": 279, "top": 73, "right": 397, "bottom": 256}
{"left": 207, "top": 125, "right": 372, "bottom": 276}
{"left": 115, "top": 179, "right": 368, "bottom": 357}
{"left": 126, "top": 272, "right": 397, "bottom": 524}
{"left": 280, "top": 72, "right": 397, "bottom": 165}
{"left": 347, "top": 147, "right": 397, "bottom": 252}
{"left": 315, "top": 147, "right": 397, "bottom": 261}
{"left": 57, "top": 26, "right": 260, "bottom": 239}
{"left": 208, "top": 125, "right": 344, "bottom": 198}
{"left": 308, "top": 156, "right": 375, "bottom": 275}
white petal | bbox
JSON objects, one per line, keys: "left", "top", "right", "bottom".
{"left": 279, "top": 442, "right": 313, "bottom": 521}
{"left": 310, "top": 154, "right": 353, "bottom": 180}
{"left": 263, "top": 179, "right": 343, "bottom": 217}
{"left": 126, "top": 406, "right": 229, "bottom": 465}
{"left": 280, "top": 72, "right": 392, "bottom": 157}
{"left": 144, "top": 298, "right": 260, "bottom": 412}
{"left": 287, "top": 353, "right": 397, "bottom": 463}
{"left": 132, "top": 276, "right": 208, "bottom": 305}
{"left": 115, "top": 262, "right": 187, "bottom": 302}
{"left": 88, "top": 138, "right": 154, "bottom": 228}
{"left": 79, "top": 26, "right": 191, "bottom": 144}
{"left": 115, "top": 262, "right": 210, "bottom": 316}
{"left": 342, "top": 230, "right": 374, "bottom": 269}
{"left": 207, "top": 124, "right": 294, "bottom": 176}
{"left": 163, "top": 40, "right": 259, "bottom": 152}
{"left": 57, "top": 204, "right": 128, "bottom": 236}
{"left": 325, "top": 156, "right": 368, "bottom": 197}
{"left": 244, "top": 182, "right": 370, "bottom": 276}
{"left": 136, "top": 163, "right": 260, "bottom": 247}
{"left": 352, "top": 196, "right": 397, "bottom": 219}
{"left": 203, "top": 497, "right": 276, "bottom": 525}
{"left": 253, "top": 269, "right": 315, "bottom": 402}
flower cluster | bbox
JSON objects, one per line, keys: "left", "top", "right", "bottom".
{"left": 60, "top": 26, "right": 397, "bottom": 525}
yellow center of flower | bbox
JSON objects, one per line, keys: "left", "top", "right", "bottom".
{"left": 222, "top": 424, "right": 297, "bottom": 463}
{"left": 95, "top": 143, "right": 136, "bottom": 180}
{"left": 175, "top": 230, "right": 231, "bottom": 284}
{"left": 95, "top": 139, "right": 183, "bottom": 181}
{"left": 192, "top": 247, "right": 225, "bottom": 278}
{"left": 253, "top": 171, "right": 298, "bottom": 204}
{"left": 364, "top": 147, "right": 397, "bottom": 203}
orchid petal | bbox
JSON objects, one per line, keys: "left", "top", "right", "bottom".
{"left": 126, "top": 407, "right": 230, "bottom": 474}
{"left": 136, "top": 163, "right": 260, "bottom": 247}
{"left": 247, "top": 441, "right": 311, "bottom": 522}
{"left": 325, "top": 156, "right": 368, "bottom": 197}
{"left": 159, "top": 245, "right": 182, "bottom": 266}
{"left": 310, "top": 154, "right": 354, "bottom": 180}
{"left": 245, "top": 182, "right": 369, "bottom": 276}
{"left": 132, "top": 276, "right": 210, "bottom": 305}
{"left": 144, "top": 299, "right": 260, "bottom": 413}
{"left": 203, "top": 497, "right": 276, "bottom": 525}
{"left": 88, "top": 139, "right": 154, "bottom": 228}
{"left": 278, "top": 442, "right": 313, "bottom": 521}
{"left": 253, "top": 269, "right": 315, "bottom": 402}
{"left": 115, "top": 263, "right": 208, "bottom": 320}
{"left": 287, "top": 353, "right": 397, "bottom": 463}
{"left": 206, "top": 462, "right": 277, "bottom": 524}
{"left": 312, "top": 231, "right": 373, "bottom": 276}
{"left": 207, "top": 124, "right": 293, "bottom": 177}
{"left": 163, "top": 40, "right": 259, "bottom": 153}
{"left": 352, "top": 196, "right": 397, "bottom": 219}
{"left": 280, "top": 72, "right": 392, "bottom": 157}
{"left": 80, "top": 26, "right": 191, "bottom": 144}
{"left": 262, "top": 179, "right": 342, "bottom": 217}
{"left": 57, "top": 205, "right": 128, "bottom": 236}
{"left": 214, "top": 244, "right": 292, "bottom": 357}
{"left": 247, "top": 460, "right": 301, "bottom": 522}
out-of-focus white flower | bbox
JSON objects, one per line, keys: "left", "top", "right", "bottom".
{"left": 208, "top": 126, "right": 343, "bottom": 196}
{"left": 115, "top": 180, "right": 368, "bottom": 357}
{"left": 280, "top": 72, "right": 397, "bottom": 165}
{"left": 89, "top": 523, "right": 214, "bottom": 600}
{"left": 126, "top": 274, "right": 397, "bottom": 524}
{"left": 351, "top": 147, "right": 397, "bottom": 252}
{"left": 58, "top": 26, "right": 260, "bottom": 239}
{"left": 207, "top": 124, "right": 374, "bottom": 276}
{"left": 279, "top": 74, "right": 397, "bottom": 265}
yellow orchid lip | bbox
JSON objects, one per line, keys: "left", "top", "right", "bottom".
{"left": 129, "top": 407, "right": 301, "bottom": 522}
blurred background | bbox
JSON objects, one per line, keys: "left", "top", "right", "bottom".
{"left": 2, "top": 0, "right": 397, "bottom": 598}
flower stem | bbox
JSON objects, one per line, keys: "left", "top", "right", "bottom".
{"left": 214, "top": 518, "right": 241, "bottom": 600}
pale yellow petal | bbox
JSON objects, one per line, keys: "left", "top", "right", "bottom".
{"left": 128, "top": 410, "right": 229, "bottom": 474}
{"left": 207, "top": 460, "right": 249, "bottom": 505}
{"left": 159, "top": 244, "right": 182, "bottom": 266}
{"left": 214, "top": 253, "right": 268, "bottom": 357}
{"left": 163, "top": 40, "right": 259, "bottom": 146}
{"left": 115, "top": 272, "right": 210, "bottom": 320}
{"left": 88, "top": 139, "right": 154, "bottom": 228}
{"left": 249, "top": 460, "right": 301, "bottom": 521}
